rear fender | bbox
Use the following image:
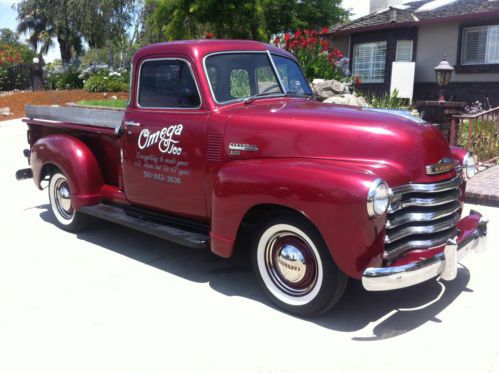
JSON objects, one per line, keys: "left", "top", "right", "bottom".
{"left": 211, "top": 159, "right": 387, "bottom": 278}
{"left": 31, "top": 134, "right": 104, "bottom": 209}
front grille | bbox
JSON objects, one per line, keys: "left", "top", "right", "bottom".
{"left": 384, "top": 175, "right": 462, "bottom": 260}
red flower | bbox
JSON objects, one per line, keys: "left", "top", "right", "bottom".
{"left": 321, "top": 27, "right": 330, "bottom": 35}
{"left": 294, "top": 30, "right": 302, "bottom": 38}
{"left": 354, "top": 75, "right": 362, "bottom": 87}
{"left": 284, "top": 33, "right": 290, "bottom": 42}
{"left": 273, "top": 36, "right": 279, "bottom": 46}
{"left": 205, "top": 32, "right": 215, "bottom": 39}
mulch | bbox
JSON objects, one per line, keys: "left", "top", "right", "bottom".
{"left": 0, "top": 90, "right": 128, "bottom": 121}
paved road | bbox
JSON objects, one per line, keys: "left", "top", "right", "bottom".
{"left": 1, "top": 118, "right": 498, "bottom": 373}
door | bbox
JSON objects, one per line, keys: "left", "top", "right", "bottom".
{"left": 122, "top": 57, "right": 208, "bottom": 219}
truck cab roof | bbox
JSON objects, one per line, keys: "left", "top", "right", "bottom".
{"left": 132, "top": 39, "right": 298, "bottom": 64}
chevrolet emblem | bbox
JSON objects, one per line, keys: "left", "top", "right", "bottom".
{"left": 426, "top": 157, "right": 455, "bottom": 175}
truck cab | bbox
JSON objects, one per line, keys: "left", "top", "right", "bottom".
{"left": 19, "top": 40, "right": 488, "bottom": 316}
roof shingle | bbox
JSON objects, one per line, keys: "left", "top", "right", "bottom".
{"left": 335, "top": 0, "right": 499, "bottom": 33}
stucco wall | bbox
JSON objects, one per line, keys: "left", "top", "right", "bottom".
{"left": 416, "top": 21, "right": 499, "bottom": 83}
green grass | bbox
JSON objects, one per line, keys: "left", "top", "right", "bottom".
{"left": 76, "top": 99, "right": 127, "bottom": 108}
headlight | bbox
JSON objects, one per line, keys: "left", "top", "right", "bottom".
{"left": 463, "top": 152, "right": 477, "bottom": 179}
{"left": 367, "top": 179, "right": 391, "bottom": 217}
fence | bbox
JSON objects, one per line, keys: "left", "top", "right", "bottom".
{"left": 0, "top": 63, "right": 32, "bottom": 91}
{"left": 450, "top": 107, "right": 499, "bottom": 166}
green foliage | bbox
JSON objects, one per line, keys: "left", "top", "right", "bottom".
{"left": 83, "top": 71, "right": 129, "bottom": 92}
{"left": 16, "top": 0, "right": 141, "bottom": 64}
{"left": 45, "top": 64, "right": 84, "bottom": 90}
{"left": 0, "top": 43, "right": 26, "bottom": 90}
{"left": 459, "top": 119, "right": 499, "bottom": 163}
{"left": 77, "top": 99, "right": 127, "bottom": 108}
{"left": 143, "top": 0, "right": 350, "bottom": 42}
{"left": 364, "top": 89, "right": 410, "bottom": 110}
{"left": 274, "top": 30, "right": 346, "bottom": 81}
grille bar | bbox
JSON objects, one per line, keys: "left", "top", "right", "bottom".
{"left": 384, "top": 175, "right": 462, "bottom": 260}
{"left": 386, "top": 202, "right": 461, "bottom": 229}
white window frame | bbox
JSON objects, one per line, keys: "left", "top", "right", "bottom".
{"left": 396, "top": 40, "right": 413, "bottom": 62}
{"left": 352, "top": 41, "right": 387, "bottom": 83}
{"left": 461, "top": 25, "right": 499, "bottom": 65}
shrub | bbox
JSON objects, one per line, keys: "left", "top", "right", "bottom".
{"left": 0, "top": 43, "right": 23, "bottom": 90}
{"left": 83, "top": 74, "right": 128, "bottom": 92}
{"left": 45, "top": 63, "right": 84, "bottom": 90}
{"left": 81, "top": 65, "right": 129, "bottom": 92}
{"left": 273, "top": 28, "right": 347, "bottom": 81}
{"left": 459, "top": 118, "right": 499, "bottom": 163}
{"left": 364, "top": 89, "right": 410, "bottom": 110}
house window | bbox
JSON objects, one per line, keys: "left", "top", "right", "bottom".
{"left": 396, "top": 40, "right": 413, "bottom": 62}
{"left": 352, "top": 41, "right": 387, "bottom": 83}
{"left": 461, "top": 25, "right": 499, "bottom": 65}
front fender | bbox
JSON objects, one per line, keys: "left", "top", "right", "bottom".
{"left": 31, "top": 134, "right": 104, "bottom": 209}
{"left": 211, "top": 158, "right": 387, "bottom": 278}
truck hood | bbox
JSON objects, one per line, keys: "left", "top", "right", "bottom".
{"left": 223, "top": 99, "right": 457, "bottom": 186}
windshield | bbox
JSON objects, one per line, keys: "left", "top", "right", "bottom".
{"left": 271, "top": 54, "right": 312, "bottom": 97}
{"left": 205, "top": 52, "right": 311, "bottom": 104}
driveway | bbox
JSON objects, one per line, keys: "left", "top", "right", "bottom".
{"left": 1, "top": 118, "right": 498, "bottom": 373}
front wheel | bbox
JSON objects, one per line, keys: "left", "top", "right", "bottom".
{"left": 252, "top": 214, "right": 347, "bottom": 317}
{"left": 48, "top": 172, "right": 87, "bottom": 232}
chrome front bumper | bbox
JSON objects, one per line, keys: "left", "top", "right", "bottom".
{"left": 362, "top": 211, "right": 488, "bottom": 291}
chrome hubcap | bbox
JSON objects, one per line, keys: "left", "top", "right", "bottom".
{"left": 54, "top": 178, "right": 73, "bottom": 220}
{"left": 265, "top": 233, "right": 318, "bottom": 296}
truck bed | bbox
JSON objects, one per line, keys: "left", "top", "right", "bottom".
{"left": 25, "top": 105, "right": 123, "bottom": 187}
{"left": 25, "top": 104, "right": 124, "bottom": 130}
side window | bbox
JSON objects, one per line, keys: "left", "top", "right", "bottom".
{"left": 138, "top": 59, "right": 201, "bottom": 108}
{"left": 230, "top": 69, "right": 250, "bottom": 98}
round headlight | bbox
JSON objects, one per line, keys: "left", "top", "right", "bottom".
{"left": 367, "top": 179, "right": 391, "bottom": 217}
{"left": 463, "top": 152, "right": 477, "bottom": 179}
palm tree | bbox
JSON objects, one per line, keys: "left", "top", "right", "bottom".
{"left": 16, "top": 0, "right": 54, "bottom": 63}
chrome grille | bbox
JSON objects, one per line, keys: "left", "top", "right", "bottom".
{"left": 384, "top": 175, "right": 462, "bottom": 260}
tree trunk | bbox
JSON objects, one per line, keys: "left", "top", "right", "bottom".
{"left": 57, "top": 36, "right": 73, "bottom": 64}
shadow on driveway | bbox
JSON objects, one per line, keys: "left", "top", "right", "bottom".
{"left": 38, "top": 205, "right": 473, "bottom": 341}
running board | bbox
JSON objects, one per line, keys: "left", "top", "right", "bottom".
{"left": 80, "top": 204, "right": 209, "bottom": 249}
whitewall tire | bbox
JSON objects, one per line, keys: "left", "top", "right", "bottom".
{"left": 48, "top": 172, "right": 87, "bottom": 232}
{"left": 252, "top": 213, "right": 347, "bottom": 317}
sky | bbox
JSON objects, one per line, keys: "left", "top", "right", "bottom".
{"left": 0, "top": 0, "right": 371, "bottom": 62}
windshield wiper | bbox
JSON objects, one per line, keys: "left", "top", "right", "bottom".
{"left": 285, "top": 91, "right": 314, "bottom": 99}
{"left": 244, "top": 91, "right": 283, "bottom": 105}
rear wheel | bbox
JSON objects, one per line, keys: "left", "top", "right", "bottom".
{"left": 48, "top": 172, "right": 87, "bottom": 232}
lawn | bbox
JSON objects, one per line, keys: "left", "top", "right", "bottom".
{"left": 76, "top": 99, "right": 127, "bottom": 109}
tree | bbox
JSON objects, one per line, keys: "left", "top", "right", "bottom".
{"left": 0, "top": 28, "right": 21, "bottom": 45}
{"left": 143, "top": 0, "right": 350, "bottom": 42}
{"left": 16, "top": 0, "right": 54, "bottom": 63}
{"left": 16, "top": 0, "right": 141, "bottom": 65}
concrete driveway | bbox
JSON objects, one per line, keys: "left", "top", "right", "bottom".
{"left": 1, "top": 118, "right": 498, "bottom": 373}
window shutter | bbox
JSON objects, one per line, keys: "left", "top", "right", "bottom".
{"left": 352, "top": 41, "right": 387, "bottom": 83}
{"left": 462, "top": 27, "right": 487, "bottom": 64}
{"left": 396, "top": 40, "right": 413, "bottom": 62}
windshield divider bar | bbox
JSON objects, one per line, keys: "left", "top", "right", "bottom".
{"left": 266, "top": 50, "right": 287, "bottom": 95}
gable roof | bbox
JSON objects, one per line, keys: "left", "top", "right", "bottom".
{"left": 334, "top": 0, "right": 499, "bottom": 35}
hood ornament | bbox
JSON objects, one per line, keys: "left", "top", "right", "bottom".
{"left": 426, "top": 157, "right": 455, "bottom": 175}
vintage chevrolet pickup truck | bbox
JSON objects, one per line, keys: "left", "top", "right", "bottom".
{"left": 17, "top": 40, "right": 488, "bottom": 316}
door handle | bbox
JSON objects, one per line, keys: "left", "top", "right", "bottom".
{"left": 124, "top": 120, "right": 141, "bottom": 127}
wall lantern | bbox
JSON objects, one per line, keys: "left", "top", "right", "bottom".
{"left": 434, "top": 56, "right": 454, "bottom": 101}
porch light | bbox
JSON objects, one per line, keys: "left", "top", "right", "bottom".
{"left": 434, "top": 56, "right": 454, "bottom": 101}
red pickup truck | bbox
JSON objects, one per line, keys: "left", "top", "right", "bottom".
{"left": 17, "top": 40, "right": 488, "bottom": 316}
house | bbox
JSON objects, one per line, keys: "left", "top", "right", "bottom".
{"left": 328, "top": 0, "right": 499, "bottom": 106}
